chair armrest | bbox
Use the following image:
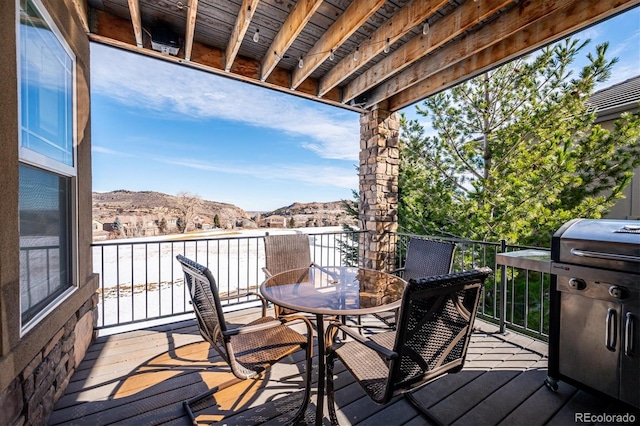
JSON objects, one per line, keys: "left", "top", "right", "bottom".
{"left": 326, "top": 321, "right": 397, "bottom": 361}
{"left": 279, "top": 314, "right": 314, "bottom": 358}
{"left": 262, "top": 266, "right": 272, "bottom": 278}
{"left": 389, "top": 267, "right": 405, "bottom": 276}
{"left": 219, "top": 291, "right": 267, "bottom": 317}
{"left": 312, "top": 263, "right": 340, "bottom": 281}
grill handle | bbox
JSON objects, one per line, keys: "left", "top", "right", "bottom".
{"left": 570, "top": 248, "right": 640, "bottom": 263}
{"left": 626, "top": 313, "right": 635, "bottom": 357}
{"left": 606, "top": 308, "right": 617, "bottom": 352}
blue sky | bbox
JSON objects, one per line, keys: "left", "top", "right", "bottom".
{"left": 91, "top": 8, "right": 639, "bottom": 212}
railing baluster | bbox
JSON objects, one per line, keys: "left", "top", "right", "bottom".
{"left": 91, "top": 230, "right": 550, "bottom": 341}
{"left": 499, "top": 239, "right": 507, "bottom": 333}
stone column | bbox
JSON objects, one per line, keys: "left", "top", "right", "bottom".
{"left": 358, "top": 102, "right": 399, "bottom": 271}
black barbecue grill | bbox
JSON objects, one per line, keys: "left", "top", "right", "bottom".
{"left": 546, "top": 219, "right": 640, "bottom": 409}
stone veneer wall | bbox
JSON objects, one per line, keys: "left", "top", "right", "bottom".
{"left": 358, "top": 103, "right": 400, "bottom": 270}
{"left": 0, "top": 294, "right": 98, "bottom": 426}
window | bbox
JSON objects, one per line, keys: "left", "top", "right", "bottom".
{"left": 18, "top": 0, "right": 76, "bottom": 329}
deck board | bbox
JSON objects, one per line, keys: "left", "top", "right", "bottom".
{"left": 50, "top": 309, "right": 638, "bottom": 425}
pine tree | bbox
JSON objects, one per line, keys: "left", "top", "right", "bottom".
{"left": 112, "top": 217, "right": 125, "bottom": 238}
{"left": 399, "top": 39, "right": 640, "bottom": 246}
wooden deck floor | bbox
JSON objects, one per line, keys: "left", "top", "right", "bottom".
{"left": 50, "top": 308, "right": 637, "bottom": 425}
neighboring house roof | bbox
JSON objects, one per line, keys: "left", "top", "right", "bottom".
{"left": 588, "top": 75, "right": 640, "bottom": 122}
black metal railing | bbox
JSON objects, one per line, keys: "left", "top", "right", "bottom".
{"left": 91, "top": 230, "right": 361, "bottom": 328}
{"left": 388, "top": 233, "right": 551, "bottom": 341}
{"left": 92, "top": 229, "right": 551, "bottom": 341}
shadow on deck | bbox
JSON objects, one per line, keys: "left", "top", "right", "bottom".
{"left": 49, "top": 308, "right": 637, "bottom": 425}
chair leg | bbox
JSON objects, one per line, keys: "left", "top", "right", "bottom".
{"left": 405, "top": 391, "right": 446, "bottom": 426}
{"left": 183, "top": 378, "right": 244, "bottom": 425}
{"left": 326, "top": 352, "right": 339, "bottom": 426}
{"left": 288, "top": 344, "right": 313, "bottom": 424}
{"left": 183, "top": 385, "right": 220, "bottom": 425}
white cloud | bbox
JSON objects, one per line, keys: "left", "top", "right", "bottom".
{"left": 90, "top": 44, "right": 360, "bottom": 160}
{"left": 92, "top": 145, "right": 135, "bottom": 156}
{"left": 159, "top": 156, "right": 357, "bottom": 189}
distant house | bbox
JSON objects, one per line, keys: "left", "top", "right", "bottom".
{"left": 193, "top": 215, "right": 214, "bottom": 230}
{"left": 589, "top": 76, "right": 640, "bottom": 219}
{"left": 259, "top": 215, "right": 287, "bottom": 228}
{"left": 92, "top": 220, "right": 109, "bottom": 241}
{"left": 101, "top": 215, "right": 171, "bottom": 237}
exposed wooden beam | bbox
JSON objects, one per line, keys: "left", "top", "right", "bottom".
{"left": 387, "top": 0, "right": 640, "bottom": 111}
{"left": 260, "top": 0, "right": 323, "bottom": 81}
{"left": 290, "top": 0, "right": 387, "bottom": 90}
{"left": 343, "top": 0, "right": 514, "bottom": 103}
{"left": 70, "top": 0, "right": 89, "bottom": 33}
{"left": 127, "top": 0, "right": 143, "bottom": 48}
{"left": 366, "top": 0, "right": 579, "bottom": 108}
{"left": 184, "top": 0, "right": 199, "bottom": 61}
{"left": 88, "top": 11, "right": 357, "bottom": 112}
{"left": 317, "top": 0, "right": 450, "bottom": 98}
{"left": 225, "top": 0, "right": 260, "bottom": 72}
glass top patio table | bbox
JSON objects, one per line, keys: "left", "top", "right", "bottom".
{"left": 260, "top": 265, "right": 406, "bottom": 315}
{"left": 260, "top": 266, "right": 406, "bottom": 425}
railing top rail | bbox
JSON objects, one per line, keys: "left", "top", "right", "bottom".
{"left": 391, "top": 231, "right": 550, "bottom": 251}
{"left": 91, "top": 229, "right": 365, "bottom": 248}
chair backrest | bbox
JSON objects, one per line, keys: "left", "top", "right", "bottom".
{"left": 403, "top": 238, "right": 456, "bottom": 281}
{"left": 176, "top": 254, "right": 230, "bottom": 364}
{"left": 387, "top": 268, "right": 491, "bottom": 401}
{"left": 264, "top": 234, "right": 313, "bottom": 276}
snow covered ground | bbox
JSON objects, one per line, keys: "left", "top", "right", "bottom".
{"left": 93, "top": 227, "right": 354, "bottom": 327}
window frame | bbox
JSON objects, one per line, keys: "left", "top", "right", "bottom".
{"left": 16, "top": 0, "right": 79, "bottom": 334}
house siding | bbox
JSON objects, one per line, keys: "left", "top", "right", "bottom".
{"left": 0, "top": 1, "right": 98, "bottom": 424}
{"left": 591, "top": 76, "right": 640, "bottom": 220}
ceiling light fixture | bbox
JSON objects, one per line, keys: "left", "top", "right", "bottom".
{"left": 298, "top": 56, "right": 304, "bottom": 68}
{"left": 422, "top": 22, "right": 430, "bottom": 35}
{"left": 384, "top": 38, "right": 390, "bottom": 54}
{"left": 353, "top": 46, "right": 360, "bottom": 61}
{"left": 329, "top": 49, "right": 335, "bottom": 61}
{"left": 252, "top": 28, "right": 260, "bottom": 43}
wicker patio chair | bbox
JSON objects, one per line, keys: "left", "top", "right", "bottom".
{"left": 367, "top": 238, "right": 457, "bottom": 330}
{"left": 176, "top": 255, "right": 313, "bottom": 425}
{"left": 263, "top": 234, "right": 317, "bottom": 317}
{"left": 326, "top": 268, "right": 491, "bottom": 426}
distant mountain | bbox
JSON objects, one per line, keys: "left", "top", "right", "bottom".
{"left": 92, "top": 190, "right": 357, "bottom": 239}
{"left": 264, "top": 201, "right": 357, "bottom": 228}
{"left": 93, "top": 189, "right": 250, "bottom": 222}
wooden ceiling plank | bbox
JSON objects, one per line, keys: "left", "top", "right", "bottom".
{"left": 127, "top": 0, "right": 143, "bottom": 47}
{"left": 317, "top": 0, "right": 450, "bottom": 98}
{"left": 342, "top": 0, "right": 514, "bottom": 103}
{"left": 224, "top": 0, "right": 260, "bottom": 72}
{"left": 366, "top": 0, "right": 580, "bottom": 107}
{"left": 388, "top": 0, "right": 640, "bottom": 111}
{"left": 260, "top": 0, "right": 324, "bottom": 81}
{"left": 89, "top": 11, "right": 358, "bottom": 112}
{"left": 184, "top": 0, "right": 199, "bottom": 61}
{"left": 290, "top": 0, "right": 387, "bottom": 90}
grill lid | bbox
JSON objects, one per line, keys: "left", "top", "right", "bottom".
{"left": 551, "top": 219, "right": 640, "bottom": 274}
